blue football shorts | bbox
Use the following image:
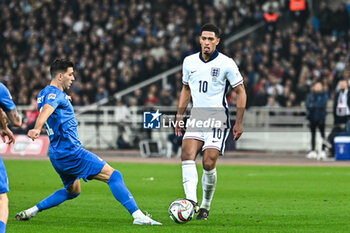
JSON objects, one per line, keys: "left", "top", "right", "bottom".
{"left": 50, "top": 148, "right": 107, "bottom": 189}
{"left": 0, "top": 156, "right": 9, "bottom": 194}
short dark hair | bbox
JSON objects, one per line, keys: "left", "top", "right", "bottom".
{"left": 200, "top": 23, "right": 221, "bottom": 37}
{"left": 50, "top": 59, "right": 74, "bottom": 79}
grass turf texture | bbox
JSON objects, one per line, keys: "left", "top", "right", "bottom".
{"left": 4, "top": 160, "right": 350, "bottom": 233}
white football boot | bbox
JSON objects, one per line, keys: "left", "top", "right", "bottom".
{"left": 15, "top": 206, "right": 39, "bottom": 221}
{"left": 317, "top": 150, "right": 327, "bottom": 161}
{"left": 133, "top": 215, "right": 162, "bottom": 225}
{"left": 306, "top": 151, "right": 317, "bottom": 159}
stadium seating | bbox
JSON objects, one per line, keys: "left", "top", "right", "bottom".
{"left": 0, "top": 0, "right": 262, "bottom": 106}
{"left": 0, "top": 1, "right": 349, "bottom": 111}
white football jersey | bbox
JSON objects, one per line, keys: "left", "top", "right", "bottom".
{"left": 182, "top": 50, "right": 243, "bottom": 109}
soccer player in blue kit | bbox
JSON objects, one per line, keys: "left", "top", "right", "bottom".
{"left": 0, "top": 108, "right": 16, "bottom": 233}
{"left": 0, "top": 82, "right": 22, "bottom": 233}
{"left": 15, "top": 59, "right": 161, "bottom": 225}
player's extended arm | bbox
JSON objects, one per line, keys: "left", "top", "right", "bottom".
{"left": 27, "top": 104, "right": 55, "bottom": 140}
{"left": 6, "top": 108, "right": 22, "bottom": 127}
{"left": 175, "top": 85, "right": 191, "bottom": 136}
{"left": 0, "top": 108, "right": 7, "bottom": 127}
{"left": 0, "top": 108, "right": 15, "bottom": 144}
{"left": 233, "top": 84, "right": 246, "bottom": 140}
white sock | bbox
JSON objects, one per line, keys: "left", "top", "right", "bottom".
{"left": 28, "top": 206, "right": 39, "bottom": 216}
{"left": 182, "top": 160, "right": 198, "bottom": 203}
{"left": 200, "top": 168, "right": 217, "bottom": 210}
{"left": 131, "top": 209, "right": 146, "bottom": 219}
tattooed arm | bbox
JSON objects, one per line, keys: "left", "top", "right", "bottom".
{"left": 6, "top": 108, "right": 22, "bottom": 127}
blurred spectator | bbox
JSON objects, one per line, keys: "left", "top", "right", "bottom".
{"left": 278, "top": 86, "right": 291, "bottom": 107}
{"left": 262, "top": 0, "right": 281, "bottom": 13}
{"left": 334, "top": 80, "right": 350, "bottom": 125}
{"left": 253, "top": 78, "right": 268, "bottom": 106}
{"left": 263, "top": 6, "right": 279, "bottom": 35}
{"left": 159, "top": 85, "right": 174, "bottom": 106}
{"left": 333, "top": 3, "right": 349, "bottom": 38}
{"left": 95, "top": 86, "right": 109, "bottom": 102}
{"left": 115, "top": 99, "right": 131, "bottom": 123}
{"left": 267, "top": 74, "right": 283, "bottom": 96}
{"left": 266, "top": 95, "right": 280, "bottom": 116}
{"left": 71, "top": 92, "right": 83, "bottom": 106}
{"left": 289, "top": 0, "right": 309, "bottom": 30}
{"left": 305, "top": 82, "right": 328, "bottom": 159}
{"left": 227, "top": 90, "right": 238, "bottom": 108}
{"left": 145, "top": 93, "right": 159, "bottom": 107}
{"left": 168, "top": 132, "right": 183, "bottom": 157}
{"left": 15, "top": 97, "right": 40, "bottom": 134}
{"left": 333, "top": 80, "right": 350, "bottom": 124}
{"left": 327, "top": 80, "right": 350, "bottom": 157}
{"left": 266, "top": 96, "right": 280, "bottom": 108}
{"left": 25, "top": 97, "right": 40, "bottom": 126}
{"left": 317, "top": 1, "right": 333, "bottom": 36}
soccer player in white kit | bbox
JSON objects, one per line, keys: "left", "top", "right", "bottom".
{"left": 175, "top": 24, "right": 246, "bottom": 220}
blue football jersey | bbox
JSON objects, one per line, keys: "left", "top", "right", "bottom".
{"left": 0, "top": 82, "right": 16, "bottom": 183}
{"left": 37, "top": 86, "right": 82, "bottom": 157}
{"left": 0, "top": 82, "right": 16, "bottom": 112}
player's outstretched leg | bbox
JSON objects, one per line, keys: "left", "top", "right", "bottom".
{"left": 0, "top": 193, "right": 8, "bottom": 233}
{"left": 0, "top": 221, "right": 5, "bottom": 233}
{"left": 182, "top": 160, "right": 199, "bottom": 213}
{"left": 105, "top": 168, "right": 161, "bottom": 225}
{"left": 16, "top": 182, "right": 80, "bottom": 221}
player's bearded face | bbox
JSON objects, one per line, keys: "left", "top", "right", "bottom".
{"left": 199, "top": 31, "right": 220, "bottom": 55}
{"left": 62, "top": 67, "right": 75, "bottom": 90}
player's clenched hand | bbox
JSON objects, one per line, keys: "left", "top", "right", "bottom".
{"left": 27, "top": 129, "right": 41, "bottom": 141}
{"left": 175, "top": 124, "right": 183, "bottom": 136}
{"left": 1, "top": 128, "right": 15, "bottom": 144}
{"left": 175, "top": 115, "right": 185, "bottom": 136}
{"left": 233, "top": 123, "right": 243, "bottom": 140}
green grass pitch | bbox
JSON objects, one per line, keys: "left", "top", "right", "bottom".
{"left": 4, "top": 160, "right": 350, "bottom": 232}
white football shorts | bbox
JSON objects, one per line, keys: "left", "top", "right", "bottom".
{"left": 183, "top": 127, "right": 230, "bottom": 155}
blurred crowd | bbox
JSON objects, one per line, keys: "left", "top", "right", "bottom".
{"left": 230, "top": 2, "right": 350, "bottom": 109}
{"left": 156, "top": 1, "right": 350, "bottom": 110}
{"left": 0, "top": 0, "right": 265, "bottom": 107}
{"left": 1, "top": 0, "right": 350, "bottom": 111}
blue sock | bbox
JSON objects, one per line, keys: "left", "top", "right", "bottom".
{"left": 0, "top": 221, "right": 6, "bottom": 233}
{"left": 108, "top": 170, "right": 139, "bottom": 214}
{"left": 37, "top": 188, "right": 80, "bottom": 211}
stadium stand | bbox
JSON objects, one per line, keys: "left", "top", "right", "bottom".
{"left": 0, "top": 0, "right": 264, "bottom": 106}
{"left": 136, "top": 0, "right": 350, "bottom": 110}
{"left": 1, "top": 1, "right": 349, "bottom": 109}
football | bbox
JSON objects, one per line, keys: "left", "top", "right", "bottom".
{"left": 168, "top": 199, "right": 195, "bottom": 224}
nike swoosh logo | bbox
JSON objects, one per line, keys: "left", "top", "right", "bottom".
{"left": 190, "top": 70, "right": 197, "bottom": 74}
